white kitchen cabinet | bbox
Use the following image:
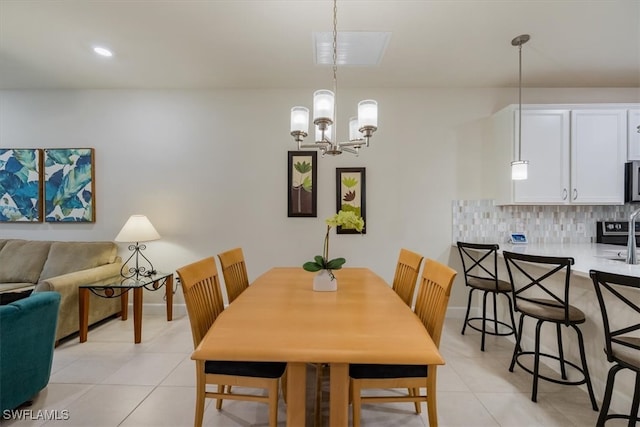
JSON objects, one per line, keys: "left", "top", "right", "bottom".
{"left": 628, "top": 109, "right": 640, "bottom": 160}
{"left": 570, "top": 109, "right": 626, "bottom": 204}
{"left": 513, "top": 110, "right": 570, "bottom": 204}
{"left": 490, "top": 104, "right": 628, "bottom": 205}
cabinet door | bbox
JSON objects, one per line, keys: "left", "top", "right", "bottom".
{"left": 513, "top": 110, "right": 570, "bottom": 204}
{"left": 628, "top": 109, "right": 640, "bottom": 160}
{"left": 571, "top": 109, "right": 626, "bottom": 204}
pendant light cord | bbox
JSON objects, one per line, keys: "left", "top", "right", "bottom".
{"left": 517, "top": 42, "right": 523, "bottom": 162}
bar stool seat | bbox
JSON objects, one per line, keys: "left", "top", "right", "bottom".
{"left": 503, "top": 251, "right": 598, "bottom": 411}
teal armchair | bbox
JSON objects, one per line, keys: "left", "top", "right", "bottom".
{"left": 1, "top": 292, "right": 61, "bottom": 412}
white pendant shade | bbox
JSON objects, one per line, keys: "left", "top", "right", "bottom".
{"left": 115, "top": 215, "right": 161, "bottom": 243}
{"left": 511, "top": 160, "right": 529, "bottom": 180}
{"left": 290, "top": 107, "right": 309, "bottom": 133}
{"left": 313, "top": 90, "right": 335, "bottom": 122}
{"left": 358, "top": 100, "right": 378, "bottom": 128}
{"left": 349, "top": 117, "right": 360, "bottom": 141}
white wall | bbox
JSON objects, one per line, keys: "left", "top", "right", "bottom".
{"left": 1, "top": 87, "right": 637, "bottom": 310}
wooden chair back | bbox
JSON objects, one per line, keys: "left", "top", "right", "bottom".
{"left": 391, "top": 248, "right": 424, "bottom": 307}
{"left": 217, "top": 247, "right": 250, "bottom": 304}
{"left": 176, "top": 257, "right": 225, "bottom": 348}
{"left": 414, "top": 258, "right": 457, "bottom": 348}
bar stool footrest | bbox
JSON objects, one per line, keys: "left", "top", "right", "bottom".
{"left": 465, "top": 317, "right": 516, "bottom": 337}
{"left": 513, "top": 351, "right": 589, "bottom": 386}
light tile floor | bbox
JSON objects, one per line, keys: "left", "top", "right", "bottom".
{"left": 0, "top": 313, "right": 621, "bottom": 426}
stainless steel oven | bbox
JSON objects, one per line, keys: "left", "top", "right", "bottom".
{"left": 625, "top": 161, "right": 640, "bottom": 202}
{"left": 596, "top": 220, "right": 640, "bottom": 246}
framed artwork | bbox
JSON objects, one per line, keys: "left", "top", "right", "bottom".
{"left": 44, "top": 148, "right": 95, "bottom": 222}
{"left": 336, "top": 167, "right": 366, "bottom": 234}
{"left": 288, "top": 151, "right": 317, "bottom": 217}
{"left": 0, "top": 148, "right": 43, "bottom": 222}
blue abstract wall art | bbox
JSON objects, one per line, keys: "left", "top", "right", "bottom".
{"left": 0, "top": 149, "right": 42, "bottom": 222}
{"left": 44, "top": 148, "right": 95, "bottom": 222}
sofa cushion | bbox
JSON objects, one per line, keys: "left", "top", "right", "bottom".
{"left": 39, "top": 241, "right": 118, "bottom": 281}
{"left": 0, "top": 240, "right": 51, "bottom": 284}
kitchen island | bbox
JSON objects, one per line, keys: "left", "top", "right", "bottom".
{"left": 457, "top": 241, "right": 639, "bottom": 415}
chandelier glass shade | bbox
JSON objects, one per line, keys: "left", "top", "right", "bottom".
{"left": 289, "top": 0, "right": 378, "bottom": 156}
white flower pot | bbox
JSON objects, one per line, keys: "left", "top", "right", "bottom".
{"left": 313, "top": 269, "right": 337, "bottom": 292}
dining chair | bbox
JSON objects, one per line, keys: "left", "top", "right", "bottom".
{"left": 217, "top": 247, "right": 250, "bottom": 304}
{"left": 589, "top": 269, "right": 640, "bottom": 426}
{"left": 349, "top": 258, "right": 457, "bottom": 427}
{"left": 176, "top": 257, "right": 286, "bottom": 427}
{"left": 457, "top": 241, "right": 516, "bottom": 351}
{"left": 391, "top": 248, "right": 425, "bottom": 307}
{"left": 502, "top": 251, "right": 598, "bottom": 410}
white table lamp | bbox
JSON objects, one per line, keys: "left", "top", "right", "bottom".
{"left": 115, "top": 214, "right": 160, "bottom": 279}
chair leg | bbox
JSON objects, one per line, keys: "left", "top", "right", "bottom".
{"left": 461, "top": 289, "right": 474, "bottom": 335}
{"left": 268, "top": 380, "right": 279, "bottom": 427}
{"left": 505, "top": 294, "right": 517, "bottom": 338}
{"left": 597, "top": 364, "right": 623, "bottom": 427}
{"left": 532, "top": 320, "right": 543, "bottom": 403}
{"left": 556, "top": 323, "right": 567, "bottom": 380}
{"left": 481, "top": 291, "right": 489, "bottom": 351}
{"left": 315, "top": 364, "right": 324, "bottom": 427}
{"left": 492, "top": 292, "right": 499, "bottom": 335}
{"left": 351, "top": 379, "right": 362, "bottom": 427}
{"left": 628, "top": 371, "right": 640, "bottom": 427}
{"left": 194, "top": 361, "right": 206, "bottom": 427}
{"left": 426, "top": 369, "right": 438, "bottom": 427}
{"left": 509, "top": 314, "right": 525, "bottom": 372}
{"left": 410, "top": 387, "right": 421, "bottom": 413}
{"left": 215, "top": 384, "right": 224, "bottom": 410}
{"left": 573, "top": 325, "right": 598, "bottom": 411}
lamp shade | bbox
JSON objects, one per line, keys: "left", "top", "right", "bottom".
{"left": 313, "top": 90, "right": 335, "bottom": 122}
{"left": 115, "top": 215, "right": 160, "bottom": 243}
{"left": 511, "top": 160, "right": 529, "bottom": 180}
{"left": 290, "top": 106, "right": 309, "bottom": 133}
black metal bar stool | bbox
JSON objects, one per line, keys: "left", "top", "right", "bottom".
{"left": 590, "top": 269, "right": 640, "bottom": 426}
{"left": 457, "top": 242, "right": 517, "bottom": 351}
{"left": 503, "top": 251, "right": 598, "bottom": 410}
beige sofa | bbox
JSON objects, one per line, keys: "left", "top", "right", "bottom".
{"left": 0, "top": 239, "right": 122, "bottom": 341}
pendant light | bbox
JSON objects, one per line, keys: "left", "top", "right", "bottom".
{"left": 511, "top": 34, "right": 530, "bottom": 180}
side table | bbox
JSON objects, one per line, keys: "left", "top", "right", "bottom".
{"left": 79, "top": 272, "right": 174, "bottom": 344}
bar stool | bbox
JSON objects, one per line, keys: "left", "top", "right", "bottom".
{"left": 457, "top": 242, "right": 517, "bottom": 351}
{"left": 589, "top": 269, "right": 640, "bottom": 426}
{"left": 503, "top": 251, "right": 598, "bottom": 410}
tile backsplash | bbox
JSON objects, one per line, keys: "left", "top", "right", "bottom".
{"left": 452, "top": 200, "right": 639, "bottom": 244}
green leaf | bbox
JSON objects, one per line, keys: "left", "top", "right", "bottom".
{"left": 294, "top": 161, "right": 312, "bottom": 174}
{"left": 301, "top": 176, "right": 312, "bottom": 192}
{"left": 314, "top": 255, "right": 326, "bottom": 267}
{"left": 303, "top": 261, "right": 323, "bottom": 272}
{"left": 326, "top": 258, "right": 346, "bottom": 270}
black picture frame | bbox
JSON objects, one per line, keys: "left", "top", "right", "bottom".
{"left": 287, "top": 151, "right": 317, "bottom": 217}
{"left": 336, "top": 167, "right": 366, "bottom": 234}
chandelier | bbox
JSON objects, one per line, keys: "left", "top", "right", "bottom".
{"left": 289, "top": 0, "right": 378, "bottom": 156}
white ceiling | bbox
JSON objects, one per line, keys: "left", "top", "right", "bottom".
{"left": 0, "top": 0, "right": 638, "bottom": 90}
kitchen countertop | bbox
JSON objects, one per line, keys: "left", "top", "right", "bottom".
{"left": 496, "top": 242, "right": 640, "bottom": 278}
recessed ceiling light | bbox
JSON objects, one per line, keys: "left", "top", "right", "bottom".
{"left": 93, "top": 46, "right": 113, "bottom": 57}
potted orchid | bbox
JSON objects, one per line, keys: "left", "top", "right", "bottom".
{"left": 303, "top": 210, "right": 364, "bottom": 291}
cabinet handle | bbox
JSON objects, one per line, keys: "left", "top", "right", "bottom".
{"left": 573, "top": 188, "right": 578, "bottom": 200}
{"left": 562, "top": 189, "right": 568, "bottom": 200}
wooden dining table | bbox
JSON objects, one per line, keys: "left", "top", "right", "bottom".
{"left": 191, "top": 267, "right": 445, "bottom": 426}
